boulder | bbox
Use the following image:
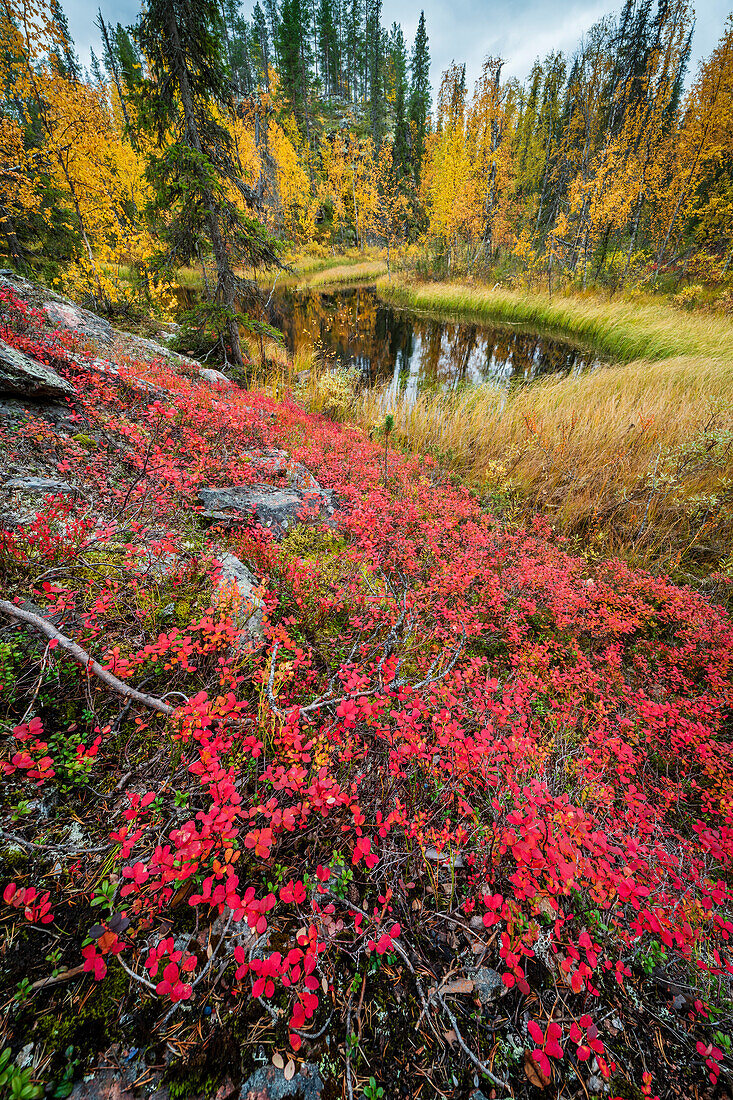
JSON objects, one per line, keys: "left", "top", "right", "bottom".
{"left": 0, "top": 340, "right": 75, "bottom": 400}
{"left": 198, "top": 482, "right": 336, "bottom": 539}
{"left": 2, "top": 476, "right": 78, "bottom": 496}
{"left": 43, "top": 299, "right": 114, "bottom": 345}
{"left": 213, "top": 552, "right": 264, "bottom": 646}
{"left": 200, "top": 367, "right": 233, "bottom": 386}
{"left": 469, "top": 966, "right": 505, "bottom": 1004}
{"left": 239, "top": 1062, "right": 323, "bottom": 1100}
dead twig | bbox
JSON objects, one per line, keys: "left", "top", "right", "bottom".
{"left": 0, "top": 599, "right": 175, "bottom": 717}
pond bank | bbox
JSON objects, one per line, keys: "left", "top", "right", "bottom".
{"left": 341, "top": 275, "right": 733, "bottom": 574}
{"left": 375, "top": 276, "right": 733, "bottom": 364}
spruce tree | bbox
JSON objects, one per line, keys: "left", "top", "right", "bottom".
{"left": 89, "top": 48, "right": 104, "bottom": 87}
{"left": 389, "top": 24, "right": 410, "bottom": 176}
{"left": 115, "top": 24, "right": 144, "bottom": 98}
{"left": 96, "top": 12, "right": 132, "bottom": 130}
{"left": 366, "top": 0, "right": 384, "bottom": 146}
{"left": 264, "top": 0, "right": 281, "bottom": 66}
{"left": 318, "top": 0, "right": 339, "bottom": 99}
{"left": 345, "top": 0, "right": 363, "bottom": 101}
{"left": 408, "top": 10, "right": 430, "bottom": 183}
{"left": 136, "top": 0, "right": 280, "bottom": 371}
{"left": 277, "top": 0, "right": 312, "bottom": 137}
{"left": 252, "top": 3, "right": 272, "bottom": 89}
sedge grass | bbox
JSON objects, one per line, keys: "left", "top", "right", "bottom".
{"left": 357, "top": 343, "right": 733, "bottom": 571}
{"left": 307, "top": 259, "right": 388, "bottom": 288}
{"left": 377, "top": 277, "right": 733, "bottom": 363}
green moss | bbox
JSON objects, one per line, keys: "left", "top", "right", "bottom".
{"left": 71, "top": 434, "right": 97, "bottom": 450}
{"left": 32, "top": 965, "right": 128, "bottom": 1057}
{"left": 174, "top": 598, "right": 193, "bottom": 625}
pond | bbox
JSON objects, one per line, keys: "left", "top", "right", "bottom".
{"left": 267, "top": 284, "right": 602, "bottom": 399}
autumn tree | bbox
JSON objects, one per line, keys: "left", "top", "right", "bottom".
{"left": 371, "top": 142, "right": 409, "bottom": 276}
{"left": 655, "top": 14, "right": 733, "bottom": 277}
{"left": 469, "top": 56, "right": 515, "bottom": 260}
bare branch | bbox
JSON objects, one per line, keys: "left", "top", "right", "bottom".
{"left": 0, "top": 600, "right": 175, "bottom": 717}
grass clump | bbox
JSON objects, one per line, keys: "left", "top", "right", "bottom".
{"left": 357, "top": 276, "right": 733, "bottom": 572}
{"left": 377, "top": 277, "right": 733, "bottom": 363}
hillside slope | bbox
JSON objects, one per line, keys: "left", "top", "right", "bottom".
{"left": 1, "top": 277, "right": 733, "bottom": 1100}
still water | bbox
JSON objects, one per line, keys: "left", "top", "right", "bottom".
{"left": 268, "top": 285, "right": 601, "bottom": 399}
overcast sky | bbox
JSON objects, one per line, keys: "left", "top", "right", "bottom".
{"left": 71, "top": 0, "right": 732, "bottom": 94}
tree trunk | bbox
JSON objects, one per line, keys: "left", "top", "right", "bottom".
{"left": 0, "top": 208, "right": 27, "bottom": 270}
{"left": 620, "top": 178, "right": 645, "bottom": 290}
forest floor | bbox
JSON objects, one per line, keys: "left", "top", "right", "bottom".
{"left": 3, "top": 273, "right": 733, "bottom": 1100}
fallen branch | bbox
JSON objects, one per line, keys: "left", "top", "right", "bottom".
{"left": 31, "top": 964, "right": 86, "bottom": 990}
{"left": 0, "top": 599, "right": 175, "bottom": 717}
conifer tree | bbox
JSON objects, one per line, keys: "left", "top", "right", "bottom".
{"left": 96, "top": 12, "right": 131, "bottom": 130}
{"left": 390, "top": 24, "right": 410, "bottom": 176}
{"left": 252, "top": 3, "right": 271, "bottom": 89}
{"left": 136, "top": 0, "right": 280, "bottom": 370}
{"left": 114, "top": 24, "right": 144, "bottom": 99}
{"left": 409, "top": 10, "right": 430, "bottom": 183}
{"left": 89, "top": 47, "right": 103, "bottom": 87}
{"left": 264, "top": 0, "right": 281, "bottom": 65}
{"left": 277, "top": 0, "right": 312, "bottom": 137}
{"left": 317, "top": 0, "right": 339, "bottom": 99}
{"left": 345, "top": 0, "right": 363, "bottom": 101}
{"left": 366, "top": 0, "right": 383, "bottom": 145}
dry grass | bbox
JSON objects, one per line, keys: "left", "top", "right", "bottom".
{"left": 377, "top": 277, "right": 733, "bottom": 363}
{"left": 307, "top": 259, "right": 388, "bottom": 287}
{"left": 359, "top": 280, "right": 733, "bottom": 572}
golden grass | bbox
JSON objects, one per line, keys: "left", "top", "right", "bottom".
{"left": 377, "top": 277, "right": 733, "bottom": 363}
{"left": 358, "top": 279, "right": 733, "bottom": 571}
{"left": 307, "top": 259, "right": 388, "bottom": 287}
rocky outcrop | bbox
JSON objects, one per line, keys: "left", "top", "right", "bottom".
{"left": 198, "top": 452, "right": 338, "bottom": 539}
{"left": 198, "top": 482, "right": 336, "bottom": 538}
{"left": 0, "top": 340, "right": 75, "bottom": 400}
{"left": 213, "top": 552, "right": 264, "bottom": 646}
{"left": 199, "top": 367, "right": 233, "bottom": 386}
{"left": 2, "top": 476, "right": 79, "bottom": 495}
{"left": 43, "top": 300, "right": 115, "bottom": 345}
{"left": 239, "top": 1062, "right": 323, "bottom": 1100}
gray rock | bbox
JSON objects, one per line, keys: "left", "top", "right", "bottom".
{"left": 198, "top": 482, "right": 335, "bottom": 539}
{"left": 213, "top": 553, "right": 264, "bottom": 646}
{"left": 2, "top": 476, "right": 78, "bottom": 495}
{"left": 200, "top": 367, "right": 232, "bottom": 386}
{"left": 0, "top": 397, "right": 75, "bottom": 427}
{"left": 135, "top": 546, "right": 180, "bottom": 581}
{"left": 469, "top": 966, "right": 504, "bottom": 1004}
{"left": 43, "top": 299, "right": 114, "bottom": 345}
{"left": 0, "top": 339, "right": 75, "bottom": 400}
{"left": 240, "top": 1062, "right": 323, "bottom": 1100}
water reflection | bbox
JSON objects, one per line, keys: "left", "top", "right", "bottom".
{"left": 268, "top": 285, "right": 601, "bottom": 399}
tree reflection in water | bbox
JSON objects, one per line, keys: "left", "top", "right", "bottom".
{"left": 268, "top": 285, "right": 601, "bottom": 399}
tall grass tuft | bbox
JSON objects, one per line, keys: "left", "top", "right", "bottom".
{"left": 357, "top": 353, "right": 733, "bottom": 571}
{"left": 308, "top": 260, "right": 388, "bottom": 288}
{"left": 377, "top": 278, "right": 733, "bottom": 363}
